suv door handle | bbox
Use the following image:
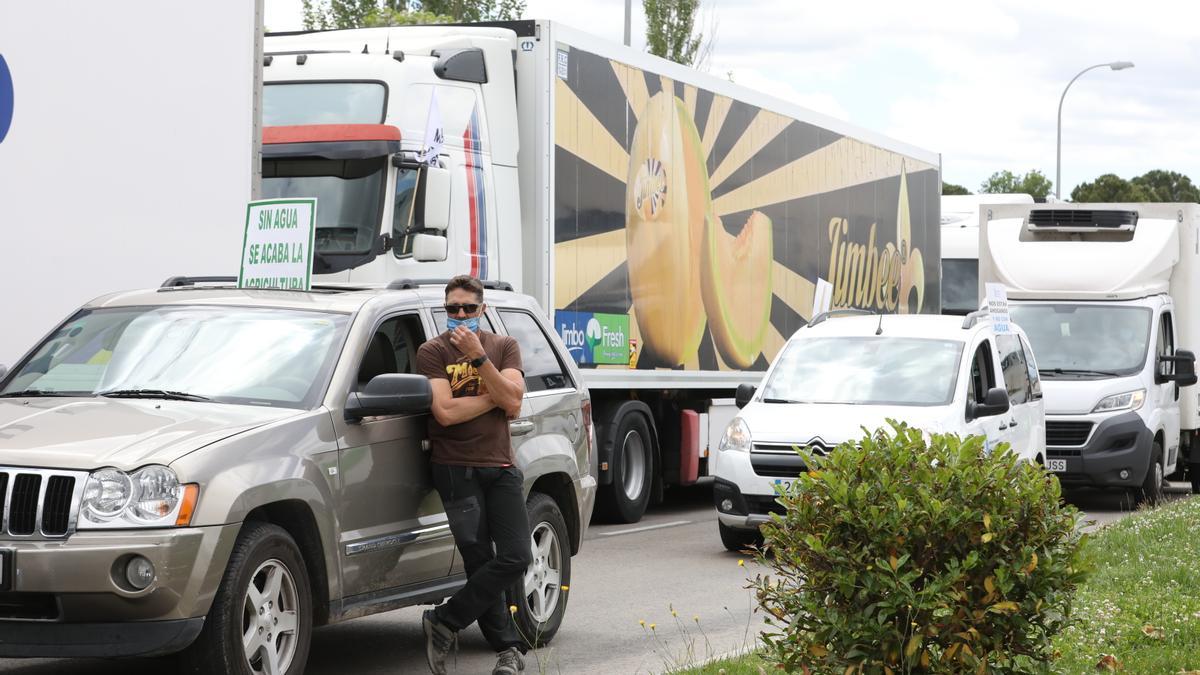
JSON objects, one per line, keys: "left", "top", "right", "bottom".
{"left": 509, "top": 420, "right": 535, "bottom": 436}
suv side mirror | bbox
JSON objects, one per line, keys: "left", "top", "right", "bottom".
{"left": 969, "top": 387, "right": 1010, "bottom": 419}
{"left": 345, "top": 374, "right": 432, "bottom": 422}
{"left": 1161, "top": 349, "right": 1199, "bottom": 386}
{"left": 735, "top": 383, "right": 756, "bottom": 409}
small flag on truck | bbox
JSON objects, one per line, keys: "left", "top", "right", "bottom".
{"left": 418, "top": 91, "right": 444, "bottom": 166}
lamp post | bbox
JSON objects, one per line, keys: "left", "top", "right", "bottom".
{"left": 1056, "top": 61, "right": 1134, "bottom": 199}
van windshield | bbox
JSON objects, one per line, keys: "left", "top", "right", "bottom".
{"left": 1009, "top": 304, "right": 1151, "bottom": 378}
{"left": 761, "top": 337, "right": 963, "bottom": 406}
{"left": 0, "top": 306, "right": 349, "bottom": 409}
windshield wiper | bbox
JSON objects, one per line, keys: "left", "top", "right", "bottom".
{"left": 98, "top": 389, "right": 211, "bottom": 402}
{"left": 1041, "top": 368, "right": 1121, "bottom": 377}
{"left": 0, "top": 389, "right": 83, "bottom": 398}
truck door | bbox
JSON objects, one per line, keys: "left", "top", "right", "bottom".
{"left": 963, "top": 338, "right": 1010, "bottom": 453}
{"left": 332, "top": 312, "right": 455, "bottom": 597}
{"left": 1155, "top": 310, "right": 1181, "bottom": 471}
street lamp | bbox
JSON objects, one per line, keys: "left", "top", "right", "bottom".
{"left": 1056, "top": 61, "right": 1134, "bottom": 199}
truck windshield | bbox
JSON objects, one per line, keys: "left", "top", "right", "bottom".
{"left": 263, "top": 157, "right": 385, "bottom": 258}
{"left": 0, "top": 306, "right": 349, "bottom": 409}
{"left": 263, "top": 82, "right": 386, "bottom": 125}
{"left": 1009, "top": 304, "right": 1152, "bottom": 378}
{"left": 762, "top": 337, "right": 963, "bottom": 406}
{"left": 941, "top": 259, "right": 978, "bottom": 315}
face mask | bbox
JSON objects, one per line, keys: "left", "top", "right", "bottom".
{"left": 447, "top": 316, "right": 480, "bottom": 332}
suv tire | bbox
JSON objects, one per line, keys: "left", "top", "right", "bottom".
{"left": 508, "top": 492, "right": 571, "bottom": 647}
{"left": 597, "top": 413, "right": 653, "bottom": 524}
{"left": 180, "top": 522, "right": 312, "bottom": 675}
{"left": 1135, "top": 442, "right": 1165, "bottom": 507}
{"left": 718, "top": 521, "right": 763, "bottom": 553}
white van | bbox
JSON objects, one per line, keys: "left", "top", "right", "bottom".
{"left": 711, "top": 311, "right": 1046, "bottom": 550}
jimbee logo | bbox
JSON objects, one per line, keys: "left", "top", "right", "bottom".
{"left": 0, "top": 54, "right": 12, "bottom": 143}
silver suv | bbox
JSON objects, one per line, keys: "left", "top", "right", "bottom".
{"left": 0, "top": 277, "right": 596, "bottom": 674}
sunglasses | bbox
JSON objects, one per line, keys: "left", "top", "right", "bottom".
{"left": 444, "top": 303, "right": 481, "bottom": 315}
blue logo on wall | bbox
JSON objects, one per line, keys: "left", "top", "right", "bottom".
{"left": 0, "top": 54, "right": 13, "bottom": 144}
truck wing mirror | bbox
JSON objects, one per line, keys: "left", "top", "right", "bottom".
{"left": 423, "top": 165, "right": 451, "bottom": 232}
{"left": 344, "top": 374, "right": 432, "bottom": 422}
{"left": 0, "top": 364, "right": 7, "bottom": 381}
{"left": 1165, "top": 349, "right": 1198, "bottom": 387}
{"left": 969, "top": 387, "right": 1010, "bottom": 419}
{"left": 413, "top": 233, "right": 448, "bottom": 262}
{"left": 735, "top": 383, "right": 756, "bottom": 409}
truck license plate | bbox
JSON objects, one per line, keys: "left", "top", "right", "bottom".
{"left": 1046, "top": 459, "right": 1067, "bottom": 473}
{"left": 0, "top": 549, "right": 11, "bottom": 591}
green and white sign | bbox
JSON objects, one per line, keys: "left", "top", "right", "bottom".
{"left": 238, "top": 198, "right": 317, "bottom": 290}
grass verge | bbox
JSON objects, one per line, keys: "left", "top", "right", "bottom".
{"left": 668, "top": 650, "right": 764, "bottom": 674}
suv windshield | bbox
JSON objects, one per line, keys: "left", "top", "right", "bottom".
{"left": 762, "top": 337, "right": 963, "bottom": 406}
{"left": 1009, "top": 303, "right": 1151, "bottom": 378}
{"left": 263, "top": 157, "right": 385, "bottom": 261}
{"left": 0, "top": 306, "right": 349, "bottom": 408}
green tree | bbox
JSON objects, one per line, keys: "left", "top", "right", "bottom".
{"left": 942, "top": 182, "right": 971, "bottom": 196}
{"left": 979, "top": 169, "right": 1053, "bottom": 200}
{"left": 302, "top": 0, "right": 521, "bottom": 29}
{"left": 644, "top": 0, "right": 708, "bottom": 67}
{"left": 1131, "top": 169, "right": 1200, "bottom": 202}
{"left": 1070, "top": 174, "right": 1154, "bottom": 202}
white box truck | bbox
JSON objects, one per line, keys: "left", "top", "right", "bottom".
{"left": 260, "top": 21, "right": 942, "bottom": 521}
{"left": 980, "top": 203, "right": 1200, "bottom": 500}
{"left": 940, "top": 193, "right": 1032, "bottom": 315}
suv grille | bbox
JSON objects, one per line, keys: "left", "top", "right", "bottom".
{"left": 1046, "top": 421, "right": 1094, "bottom": 447}
{"left": 0, "top": 467, "right": 88, "bottom": 538}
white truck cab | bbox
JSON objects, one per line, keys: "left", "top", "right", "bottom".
{"left": 980, "top": 204, "right": 1200, "bottom": 501}
{"left": 711, "top": 311, "right": 1046, "bottom": 551}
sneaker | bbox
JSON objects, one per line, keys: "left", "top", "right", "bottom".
{"left": 422, "top": 609, "right": 456, "bottom": 675}
{"left": 492, "top": 646, "right": 525, "bottom": 675}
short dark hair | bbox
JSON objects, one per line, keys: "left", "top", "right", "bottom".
{"left": 445, "top": 275, "right": 484, "bottom": 302}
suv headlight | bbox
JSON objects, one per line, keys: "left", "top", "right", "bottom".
{"left": 79, "top": 465, "right": 199, "bottom": 529}
{"left": 1092, "top": 389, "right": 1146, "bottom": 414}
{"left": 718, "top": 418, "right": 752, "bottom": 453}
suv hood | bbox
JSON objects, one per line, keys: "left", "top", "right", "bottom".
{"left": 739, "top": 402, "right": 953, "bottom": 447}
{"left": 0, "top": 398, "right": 297, "bottom": 471}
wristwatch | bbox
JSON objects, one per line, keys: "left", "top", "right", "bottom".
{"left": 470, "top": 354, "right": 489, "bottom": 368}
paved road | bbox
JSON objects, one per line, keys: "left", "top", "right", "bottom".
{"left": 0, "top": 482, "right": 1191, "bottom": 675}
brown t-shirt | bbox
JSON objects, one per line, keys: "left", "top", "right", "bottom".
{"left": 416, "top": 330, "right": 523, "bottom": 467}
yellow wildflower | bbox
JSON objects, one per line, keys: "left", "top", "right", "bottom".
{"left": 508, "top": 605, "right": 518, "bottom": 614}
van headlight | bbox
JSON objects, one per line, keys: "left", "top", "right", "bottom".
{"left": 79, "top": 466, "right": 199, "bottom": 529}
{"left": 719, "top": 418, "right": 752, "bottom": 453}
{"left": 1092, "top": 389, "right": 1146, "bottom": 414}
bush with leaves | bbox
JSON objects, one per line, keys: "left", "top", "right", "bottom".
{"left": 753, "top": 422, "right": 1088, "bottom": 674}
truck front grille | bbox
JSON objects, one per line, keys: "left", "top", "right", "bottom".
{"left": 0, "top": 467, "right": 88, "bottom": 538}
{"left": 1046, "top": 421, "right": 1094, "bottom": 447}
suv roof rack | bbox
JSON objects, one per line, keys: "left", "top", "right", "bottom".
{"left": 159, "top": 276, "right": 358, "bottom": 294}
{"left": 806, "top": 308, "right": 875, "bottom": 328}
{"left": 386, "top": 278, "right": 514, "bottom": 291}
{"left": 961, "top": 309, "right": 991, "bottom": 329}
{"left": 161, "top": 276, "right": 238, "bottom": 288}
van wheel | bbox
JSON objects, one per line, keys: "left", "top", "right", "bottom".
{"left": 180, "top": 522, "right": 312, "bottom": 675}
{"left": 597, "top": 413, "right": 653, "bottom": 523}
{"left": 719, "top": 521, "right": 763, "bottom": 553}
{"left": 1136, "top": 443, "right": 1165, "bottom": 507}
{"left": 509, "top": 493, "right": 571, "bottom": 647}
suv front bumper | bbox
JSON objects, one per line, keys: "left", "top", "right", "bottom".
{"left": 0, "top": 523, "right": 238, "bottom": 657}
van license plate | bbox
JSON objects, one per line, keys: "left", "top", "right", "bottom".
{"left": 0, "top": 549, "right": 11, "bottom": 591}
{"left": 1046, "top": 459, "right": 1067, "bottom": 473}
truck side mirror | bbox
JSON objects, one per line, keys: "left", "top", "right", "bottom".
{"left": 423, "top": 165, "right": 451, "bottom": 232}
{"left": 0, "top": 365, "right": 7, "bottom": 381}
{"left": 735, "top": 383, "right": 756, "bottom": 409}
{"left": 1166, "top": 349, "right": 1198, "bottom": 387}
{"left": 969, "top": 387, "right": 1010, "bottom": 419}
{"left": 412, "top": 233, "right": 448, "bottom": 262}
{"left": 344, "top": 373, "right": 432, "bottom": 422}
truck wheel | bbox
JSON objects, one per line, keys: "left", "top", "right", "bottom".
{"left": 718, "top": 521, "right": 763, "bottom": 553}
{"left": 1135, "top": 443, "right": 1165, "bottom": 507}
{"left": 509, "top": 493, "right": 571, "bottom": 647}
{"left": 597, "top": 413, "right": 653, "bottom": 523}
{"left": 180, "top": 522, "right": 312, "bottom": 675}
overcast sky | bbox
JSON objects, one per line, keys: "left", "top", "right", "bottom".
{"left": 266, "top": 0, "right": 1200, "bottom": 197}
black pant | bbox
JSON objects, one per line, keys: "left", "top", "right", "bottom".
{"left": 431, "top": 463, "right": 532, "bottom": 652}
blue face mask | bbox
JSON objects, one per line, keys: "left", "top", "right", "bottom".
{"left": 447, "top": 316, "right": 480, "bottom": 332}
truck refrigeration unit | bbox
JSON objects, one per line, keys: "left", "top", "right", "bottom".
{"left": 260, "top": 21, "right": 942, "bottom": 522}
{"left": 980, "top": 203, "right": 1200, "bottom": 501}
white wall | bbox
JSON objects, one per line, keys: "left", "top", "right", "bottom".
{"left": 0, "top": 2, "right": 260, "bottom": 364}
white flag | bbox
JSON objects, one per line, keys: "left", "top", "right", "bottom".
{"left": 418, "top": 91, "right": 444, "bottom": 166}
{"left": 811, "top": 277, "right": 833, "bottom": 318}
